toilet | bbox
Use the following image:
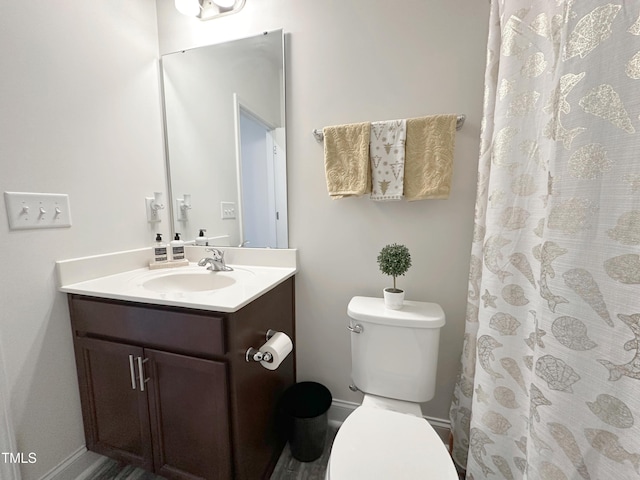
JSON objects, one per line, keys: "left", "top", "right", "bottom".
{"left": 325, "top": 296, "right": 459, "bottom": 480}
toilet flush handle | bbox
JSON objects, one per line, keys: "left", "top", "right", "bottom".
{"left": 347, "top": 324, "right": 363, "bottom": 334}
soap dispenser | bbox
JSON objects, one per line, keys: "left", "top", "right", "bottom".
{"left": 152, "top": 233, "right": 168, "bottom": 264}
{"left": 170, "top": 233, "right": 185, "bottom": 261}
{"left": 195, "top": 229, "right": 208, "bottom": 246}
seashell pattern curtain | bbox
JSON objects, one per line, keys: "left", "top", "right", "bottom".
{"left": 450, "top": 1, "right": 640, "bottom": 479}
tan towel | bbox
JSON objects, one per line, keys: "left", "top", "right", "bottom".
{"left": 405, "top": 115, "right": 457, "bottom": 200}
{"left": 323, "top": 122, "right": 371, "bottom": 198}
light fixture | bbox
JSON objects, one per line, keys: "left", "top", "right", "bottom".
{"left": 175, "top": 0, "right": 246, "bottom": 20}
{"left": 213, "top": 0, "right": 235, "bottom": 8}
{"left": 175, "top": 0, "right": 201, "bottom": 17}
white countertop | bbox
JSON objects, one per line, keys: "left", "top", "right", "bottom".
{"left": 57, "top": 246, "right": 297, "bottom": 313}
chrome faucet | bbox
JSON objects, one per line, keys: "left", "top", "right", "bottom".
{"left": 197, "top": 248, "right": 233, "bottom": 271}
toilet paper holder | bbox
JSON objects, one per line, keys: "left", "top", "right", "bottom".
{"left": 245, "top": 329, "right": 278, "bottom": 363}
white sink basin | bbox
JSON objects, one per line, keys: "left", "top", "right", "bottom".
{"left": 57, "top": 248, "right": 297, "bottom": 312}
{"left": 142, "top": 272, "right": 235, "bottom": 293}
{"left": 140, "top": 267, "right": 255, "bottom": 293}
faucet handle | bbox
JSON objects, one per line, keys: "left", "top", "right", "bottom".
{"left": 205, "top": 247, "right": 224, "bottom": 260}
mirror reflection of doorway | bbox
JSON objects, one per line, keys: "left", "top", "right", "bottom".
{"left": 235, "top": 97, "right": 287, "bottom": 248}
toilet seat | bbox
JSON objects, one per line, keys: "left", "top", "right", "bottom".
{"left": 327, "top": 406, "right": 459, "bottom": 480}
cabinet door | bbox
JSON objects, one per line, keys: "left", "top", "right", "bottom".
{"left": 146, "top": 349, "right": 232, "bottom": 480}
{"left": 74, "top": 337, "right": 153, "bottom": 470}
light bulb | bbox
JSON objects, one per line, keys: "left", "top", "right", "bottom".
{"left": 175, "top": 0, "right": 201, "bottom": 16}
{"left": 213, "top": 0, "right": 236, "bottom": 8}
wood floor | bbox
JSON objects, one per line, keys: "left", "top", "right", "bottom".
{"left": 62, "top": 424, "right": 466, "bottom": 479}
{"left": 269, "top": 424, "right": 338, "bottom": 479}
{"left": 65, "top": 425, "right": 337, "bottom": 480}
{"left": 61, "top": 455, "right": 165, "bottom": 480}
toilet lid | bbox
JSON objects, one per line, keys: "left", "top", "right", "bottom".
{"left": 329, "top": 406, "right": 458, "bottom": 480}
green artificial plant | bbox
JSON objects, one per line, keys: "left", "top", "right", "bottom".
{"left": 377, "top": 243, "right": 412, "bottom": 292}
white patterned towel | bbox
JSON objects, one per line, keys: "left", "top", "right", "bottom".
{"left": 369, "top": 119, "right": 406, "bottom": 201}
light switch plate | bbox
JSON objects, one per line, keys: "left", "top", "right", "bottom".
{"left": 4, "top": 192, "right": 72, "bottom": 230}
{"left": 221, "top": 201, "right": 236, "bottom": 219}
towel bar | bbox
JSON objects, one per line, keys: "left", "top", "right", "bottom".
{"left": 312, "top": 114, "right": 466, "bottom": 142}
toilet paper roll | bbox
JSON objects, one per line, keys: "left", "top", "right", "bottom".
{"left": 259, "top": 332, "right": 293, "bottom": 370}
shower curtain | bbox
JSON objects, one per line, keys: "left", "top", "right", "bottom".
{"left": 450, "top": 1, "right": 640, "bottom": 479}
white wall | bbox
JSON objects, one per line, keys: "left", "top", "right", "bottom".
{"left": 0, "top": 2, "right": 165, "bottom": 479}
{"left": 157, "top": 0, "right": 490, "bottom": 422}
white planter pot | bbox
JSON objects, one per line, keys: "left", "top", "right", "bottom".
{"left": 383, "top": 288, "right": 404, "bottom": 310}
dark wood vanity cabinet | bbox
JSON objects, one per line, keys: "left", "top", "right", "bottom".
{"left": 74, "top": 337, "right": 231, "bottom": 479}
{"left": 67, "top": 277, "right": 295, "bottom": 480}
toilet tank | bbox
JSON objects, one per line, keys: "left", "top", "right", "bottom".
{"left": 347, "top": 296, "right": 445, "bottom": 403}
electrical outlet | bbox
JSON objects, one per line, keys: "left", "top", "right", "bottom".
{"left": 221, "top": 202, "right": 236, "bottom": 219}
{"left": 4, "top": 192, "right": 72, "bottom": 230}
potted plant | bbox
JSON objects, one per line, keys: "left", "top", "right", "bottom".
{"left": 377, "top": 243, "right": 412, "bottom": 309}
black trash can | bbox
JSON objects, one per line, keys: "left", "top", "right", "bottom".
{"left": 280, "top": 381, "right": 332, "bottom": 462}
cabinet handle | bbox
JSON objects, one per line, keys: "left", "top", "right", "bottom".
{"left": 137, "top": 357, "right": 150, "bottom": 392}
{"left": 128, "top": 355, "right": 137, "bottom": 390}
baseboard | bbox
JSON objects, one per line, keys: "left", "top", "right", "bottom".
{"left": 327, "top": 398, "right": 358, "bottom": 426}
{"left": 39, "top": 446, "right": 86, "bottom": 480}
{"left": 328, "top": 398, "right": 451, "bottom": 441}
{"left": 39, "top": 447, "right": 111, "bottom": 480}
{"left": 425, "top": 413, "right": 451, "bottom": 431}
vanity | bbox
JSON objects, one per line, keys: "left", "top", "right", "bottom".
{"left": 57, "top": 247, "right": 297, "bottom": 480}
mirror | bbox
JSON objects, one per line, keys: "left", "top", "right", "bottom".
{"left": 161, "top": 29, "right": 287, "bottom": 248}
